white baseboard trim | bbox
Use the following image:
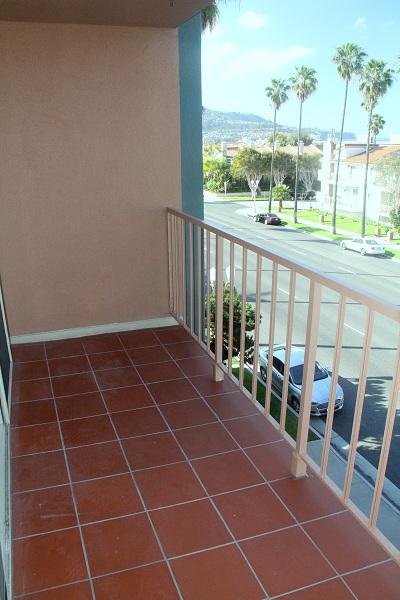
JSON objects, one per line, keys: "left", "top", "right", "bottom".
{"left": 10, "top": 316, "right": 178, "bottom": 345}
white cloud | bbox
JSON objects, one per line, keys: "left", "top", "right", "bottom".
{"left": 201, "top": 42, "right": 237, "bottom": 73}
{"left": 382, "top": 20, "right": 395, "bottom": 29}
{"left": 222, "top": 45, "right": 315, "bottom": 78}
{"left": 238, "top": 11, "right": 269, "bottom": 30}
{"left": 354, "top": 17, "right": 367, "bottom": 29}
{"left": 202, "top": 24, "right": 224, "bottom": 40}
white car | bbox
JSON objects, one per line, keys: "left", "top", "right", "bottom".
{"left": 258, "top": 344, "right": 344, "bottom": 416}
{"left": 340, "top": 237, "right": 385, "bottom": 256}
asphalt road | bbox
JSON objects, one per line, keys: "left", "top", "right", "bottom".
{"left": 205, "top": 201, "right": 400, "bottom": 488}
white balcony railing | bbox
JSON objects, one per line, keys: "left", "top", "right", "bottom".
{"left": 167, "top": 207, "right": 400, "bottom": 562}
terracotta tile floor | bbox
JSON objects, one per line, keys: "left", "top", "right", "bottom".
{"left": 11, "top": 325, "right": 400, "bottom": 599}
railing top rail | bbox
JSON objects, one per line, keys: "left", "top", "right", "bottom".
{"left": 167, "top": 207, "right": 400, "bottom": 323}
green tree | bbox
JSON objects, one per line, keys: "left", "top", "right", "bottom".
{"left": 298, "top": 154, "right": 321, "bottom": 198}
{"left": 208, "top": 284, "right": 257, "bottom": 362}
{"left": 287, "top": 132, "right": 314, "bottom": 146}
{"left": 265, "top": 79, "right": 290, "bottom": 212}
{"left": 290, "top": 66, "right": 318, "bottom": 223}
{"left": 370, "top": 114, "right": 385, "bottom": 143}
{"left": 359, "top": 59, "right": 394, "bottom": 237}
{"left": 272, "top": 184, "right": 291, "bottom": 211}
{"left": 230, "top": 147, "right": 270, "bottom": 194}
{"left": 272, "top": 151, "right": 295, "bottom": 186}
{"left": 374, "top": 150, "right": 400, "bottom": 208}
{"left": 203, "top": 158, "right": 233, "bottom": 192}
{"left": 201, "top": 1, "right": 236, "bottom": 32}
{"left": 331, "top": 43, "right": 366, "bottom": 234}
{"left": 267, "top": 132, "right": 289, "bottom": 146}
{"left": 389, "top": 205, "right": 400, "bottom": 231}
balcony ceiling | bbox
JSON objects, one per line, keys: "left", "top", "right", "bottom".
{"left": 0, "top": 0, "right": 210, "bottom": 28}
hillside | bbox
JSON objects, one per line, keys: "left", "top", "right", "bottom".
{"left": 202, "top": 108, "right": 356, "bottom": 143}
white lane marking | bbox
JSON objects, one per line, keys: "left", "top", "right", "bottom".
{"left": 344, "top": 323, "right": 365, "bottom": 336}
{"left": 338, "top": 267, "right": 355, "bottom": 273}
{"left": 278, "top": 287, "right": 299, "bottom": 300}
{"left": 292, "top": 249, "right": 307, "bottom": 256}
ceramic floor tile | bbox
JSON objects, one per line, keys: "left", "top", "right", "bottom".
{"left": 48, "top": 355, "right": 91, "bottom": 377}
{"left": 12, "top": 343, "right": 46, "bottom": 363}
{"left": 240, "top": 526, "right": 335, "bottom": 597}
{"left": 60, "top": 414, "right": 116, "bottom": 448}
{"left": 136, "top": 361, "right": 184, "bottom": 384}
{"left": 271, "top": 474, "right": 346, "bottom": 522}
{"left": 192, "top": 450, "right": 263, "bottom": 495}
{"left": 93, "top": 561, "right": 180, "bottom": 600}
{"left": 82, "top": 333, "right": 124, "bottom": 354}
{"left": 95, "top": 366, "right": 141, "bottom": 390}
{"left": 205, "top": 391, "right": 260, "bottom": 420}
{"left": 13, "top": 528, "right": 88, "bottom": 596}
{"left": 304, "top": 511, "right": 391, "bottom": 573}
{"left": 119, "top": 329, "right": 161, "bottom": 349}
{"left": 159, "top": 398, "right": 218, "bottom": 430}
{"left": 52, "top": 372, "right": 98, "bottom": 397}
{"left": 154, "top": 326, "right": 193, "bottom": 344}
{"left": 189, "top": 374, "right": 239, "bottom": 397}
{"left": 213, "top": 483, "right": 295, "bottom": 540}
{"left": 45, "top": 338, "right": 85, "bottom": 360}
{"left": 165, "top": 340, "right": 208, "bottom": 360}
{"left": 73, "top": 473, "right": 143, "bottom": 524}
{"left": 170, "top": 544, "right": 265, "bottom": 600}
{"left": 174, "top": 422, "right": 239, "bottom": 459}
{"left": 245, "top": 439, "right": 295, "bottom": 481}
{"left": 176, "top": 355, "right": 214, "bottom": 377}
{"left": 55, "top": 391, "right": 106, "bottom": 420}
{"left": 12, "top": 451, "right": 69, "bottom": 493}
{"left": 344, "top": 560, "right": 400, "bottom": 599}
{"left": 102, "top": 385, "right": 154, "bottom": 412}
{"left": 127, "top": 345, "right": 171, "bottom": 365}
{"left": 11, "top": 422, "right": 62, "bottom": 456}
{"left": 66, "top": 441, "right": 128, "bottom": 482}
{"left": 11, "top": 399, "right": 57, "bottom": 427}
{"left": 134, "top": 462, "right": 205, "bottom": 509}
{"left": 223, "top": 414, "right": 282, "bottom": 447}
{"left": 82, "top": 513, "right": 163, "bottom": 577}
{"left": 282, "top": 578, "right": 356, "bottom": 599}
{"left": 21, "top": 581, "right": 93, "bottom": 600}
{"left": 12, "top": 378, "right": 52, "bottom": 402}
{"left": 147, "top": 378, "right": 200, "bottom": 404}
{"left": 12, "top": 485, "right": 77, "bottom": 537}
{"left": 151, "top": 498, "right": 232, "bottom": 558}
{"left": 111, "top": 407, "right": 168, "bottom": 439}
{"left": 13, "top": 360, "right": 49, "bottom": 381}
{"left": 122, "top": 432, "right": 185, "bottom": 471}
{"left": 89, "top": 350, "right": 131, "bottom": 371}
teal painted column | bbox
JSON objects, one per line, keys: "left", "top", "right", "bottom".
{"left": 178, "top": 13, "right": 204, "bottom": 219}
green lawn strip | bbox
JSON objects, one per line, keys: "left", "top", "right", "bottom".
{"left": 231, "top": 365, "right": 317, "bottom": 442}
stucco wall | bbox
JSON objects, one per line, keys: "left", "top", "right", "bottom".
{"left": 0, "top": 22, "right": 182, "bottom": 336}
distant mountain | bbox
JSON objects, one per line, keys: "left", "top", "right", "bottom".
{"left": 202, "top": 108, "right": 356, "bottom": 143}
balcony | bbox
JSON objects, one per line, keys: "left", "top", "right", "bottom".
{"left": 10, "top": 210, "right": 400, "bottom": 598}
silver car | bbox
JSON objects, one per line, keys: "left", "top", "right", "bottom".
{"left": 258, "top": 344, "right": 344, "bottom": 416}
{"left": 340, "top": 237, "right": 385, "bottom": 256}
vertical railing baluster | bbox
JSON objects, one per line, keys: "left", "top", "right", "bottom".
{"left": 280, "top": 270, "right": 296, "bottom": 432}
{"left": 265, "top": 262, "right": 278, "bottom": 416}
{"left": 291, "top": 280, "right": 322, "bottom": 479}
{"left": 213, "top": 234, "right": 225, "bottom": 381}
{"left": 227, "top": 242, "right": 235, "bottom": 376}
{"left": 251, "top": 254, "right": 262, "bottom": 403}
{"left": 239, "top": 248, "right": 248, "bottom": 388}
{"left": 189, "top": 223, "right": 194, "bottom": 335}
{"left": 196, "top": 225, "right": 203, "bottom": 344}
{"left": 205, "top": 230, "right": 211, "bottom": 352}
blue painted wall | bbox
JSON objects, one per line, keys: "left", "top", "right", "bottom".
{"left": 178, "top": 13, "right": 204, "bottom": 219}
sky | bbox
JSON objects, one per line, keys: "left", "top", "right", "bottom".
{"left": 201, "top": 0, "right": 400, "bottom": 139}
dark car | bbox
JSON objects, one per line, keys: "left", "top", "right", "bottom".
{"left": 253, "top": 212, "right": 281, "bottom": 225}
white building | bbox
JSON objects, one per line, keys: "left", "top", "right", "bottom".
{"left": 317, "top": 142, "right": 400, "bottom": 222}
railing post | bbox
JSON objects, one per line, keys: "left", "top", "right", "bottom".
{"left": 213, "top": 234, "right": 225, "bottom": 381}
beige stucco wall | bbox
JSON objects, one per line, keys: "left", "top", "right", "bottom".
{"left": 0, "top": 22, "right": 182, "bottom": 336}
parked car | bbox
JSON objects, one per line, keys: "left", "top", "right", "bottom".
{"left": 258, "top": 344, "right": 344, "bottom": 416}
{"left": 340, "top": 237, "right": 385, "bottom": 256}
{"left": 253, "top": 212, "right": 282, "bottom": 225}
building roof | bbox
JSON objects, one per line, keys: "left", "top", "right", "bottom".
{"left": 344, "top": 145, "right": 400, "bottom": 164}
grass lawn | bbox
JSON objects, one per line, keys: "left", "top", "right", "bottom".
{"left": 232, "top": 366, "right": 318, "bottom": 442}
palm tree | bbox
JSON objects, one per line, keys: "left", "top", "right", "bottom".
{"left": 370, "top": 113, "right": 385, "bottom": 143}
{"left": 331, "top": 43, "right": 366, "bottom": 234}
{"left": 359, "top": 59, "right": 394, "bottom": 237}
{"left": 265, "top": 78, "right": 290, "bottom": 212}
{"left": 202, "top": 1, "right": 236, "bottom": 32}
{"left": 290, "top": 66, "right": 318, "bottom": 223}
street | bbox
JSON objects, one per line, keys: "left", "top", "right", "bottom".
{"left": 205, "top": 201, "right": 400, "bottom": 488}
